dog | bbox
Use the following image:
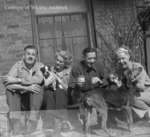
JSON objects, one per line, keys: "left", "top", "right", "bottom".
{"left": 78, "top": 88, "right": 112, "bottom": 137}
{"left": 40, "top": 65, "right": 51, "bottom": 79}
{"left": 107, "top": 74, "right": 133, "bottom": 131}
{"left": 68, "top": 75, "right": 111, "bottom": 136}
{"left": 68, "top": 75, "right": 133, "bottom": 136}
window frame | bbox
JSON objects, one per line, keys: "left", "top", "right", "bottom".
{"left": 30, "top": 0, "right": 96, "bottom": 61}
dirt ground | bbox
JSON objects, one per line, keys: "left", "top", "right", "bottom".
{"left": 0, "top": 95, "right": 150, "bottom": 137}
{"left": 1, "top": 109, "right": 149, "bottom": 137}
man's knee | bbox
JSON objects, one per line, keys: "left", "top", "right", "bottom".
{"left": 6, "top": 91, "right": 21, "bottom": 111}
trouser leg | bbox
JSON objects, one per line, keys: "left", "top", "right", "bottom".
{"left": 6, "top": 90, "right": 22, "bottom": 119}
{"left": 55, "top": 90, "right": 67, "bottom": 109}
{"left": 137, "top": 90, "right": 150, "bottom": 106}
{"left": 6, "top": 90, "right": 24, "bottom": 134}
{"left": 26, "top": 90, "right": 43, "bottom": 133}
{"left": 45, "top": 90, "right": 56, "bottom": 110}
{"left": 29, "top": 91, "right": 43, "bottom": 121}
{"left": 131, "top": 95, "right": 150, "bottom": 119}
{"left": 42, "top": 90, "right": 56, "bottom": 129}
{"left": 134, "top": 90, "right": 150, "bottom": 119}
{"left": 27, "top": 91, "right": 43, "bottom": 133}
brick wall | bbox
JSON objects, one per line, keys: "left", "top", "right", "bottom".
{"left": 93, "top": 0, "right": 145, "bottom": 73}
{"left": 0, "top": 0, "right": 32, "bottom": 94}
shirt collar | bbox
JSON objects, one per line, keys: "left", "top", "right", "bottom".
{"left": 20, "top": 59, "right": 37, "bottom": 72}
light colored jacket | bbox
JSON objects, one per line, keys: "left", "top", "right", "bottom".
{"left": 125, "top": 62, "right": 150, "bottom": 91}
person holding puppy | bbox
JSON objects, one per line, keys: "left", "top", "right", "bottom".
{"left": 69, "top": 47, "right": 108, "bottom": 104}
{"left": 68, "top": 48, "right": 110, "bottom": 134}
{"left": 42, "top": 50, "right": 72, "bottom": 109}
{"left": 114, "top": 46, "right": 150, "bottom": 120}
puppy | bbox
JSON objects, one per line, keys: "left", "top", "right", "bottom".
{"left": 40, "top": 65, "right": 51, "bottom": 79}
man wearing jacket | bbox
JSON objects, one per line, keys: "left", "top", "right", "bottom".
{"left": 3, "top": 45, "right": 44, "bottom": 134}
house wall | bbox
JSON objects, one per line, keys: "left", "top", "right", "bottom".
{"left": 0, "top": 0, "right": 32, "bottom": 94}
{"left": 92, "top": 0, "right": 145, "bottom": 73}
{"left": 145, "top": 27, "right": 150, "bottom": 74}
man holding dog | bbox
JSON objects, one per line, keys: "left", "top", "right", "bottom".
{"left": 68, "top": 47, "right": 109, "bottom": 132}
{"left": 69, "top": 47, "right": 108, "bottom": 98}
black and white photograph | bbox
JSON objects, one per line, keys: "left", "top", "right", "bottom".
{"left": 0, "top": 0, "right": 150, "bottom": 137}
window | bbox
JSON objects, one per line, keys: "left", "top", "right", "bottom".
{"left": 36, "top": 13, "right": 90, "bottom": 64}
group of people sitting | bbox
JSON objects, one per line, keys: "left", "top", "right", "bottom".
{"left": 2, "top": 44, "right": 150, "bottom": 134}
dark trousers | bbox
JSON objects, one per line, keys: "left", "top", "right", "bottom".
{"left": 28, "top": 90, "right": 44, "bottom": 121}
{"left": 42, "top": 89, "right": 68, "bottom": 129}
{"left": 6, "top": 89, "right": 43, "bottom": 120}
{"left": 43, "top": 89, "right": 67, "bottom": 110}
{"left": 30, "top": 91, "right": 43, "bottom": 111}
{"left": 6, "top": 90, "right": 29, "bottom": 119}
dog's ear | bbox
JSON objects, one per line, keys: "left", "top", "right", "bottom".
{"left": 40, "top": 66, "right": 46, "bottom": 74}
{"left": 107, "top": 77, "right": 114, "bottom": 85}
{"left": 47, "top": 65, "right": 51, "bottom": 71}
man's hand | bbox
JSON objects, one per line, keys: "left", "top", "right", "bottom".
{"left": 2, "top": 76, "right": 21, "bottom": 85}
{"left": 91, "top": 77, "right": 103, "bottom": 85}
{"left": 26, "top": 84, "right": 42, "bottom": 94}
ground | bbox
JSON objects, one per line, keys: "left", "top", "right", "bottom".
{"left": 0, "top": 95, "right": 150, "bottom": 137}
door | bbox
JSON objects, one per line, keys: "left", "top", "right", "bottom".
{"left": 36, "top": 13, "right": 90, "bottom": 65}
